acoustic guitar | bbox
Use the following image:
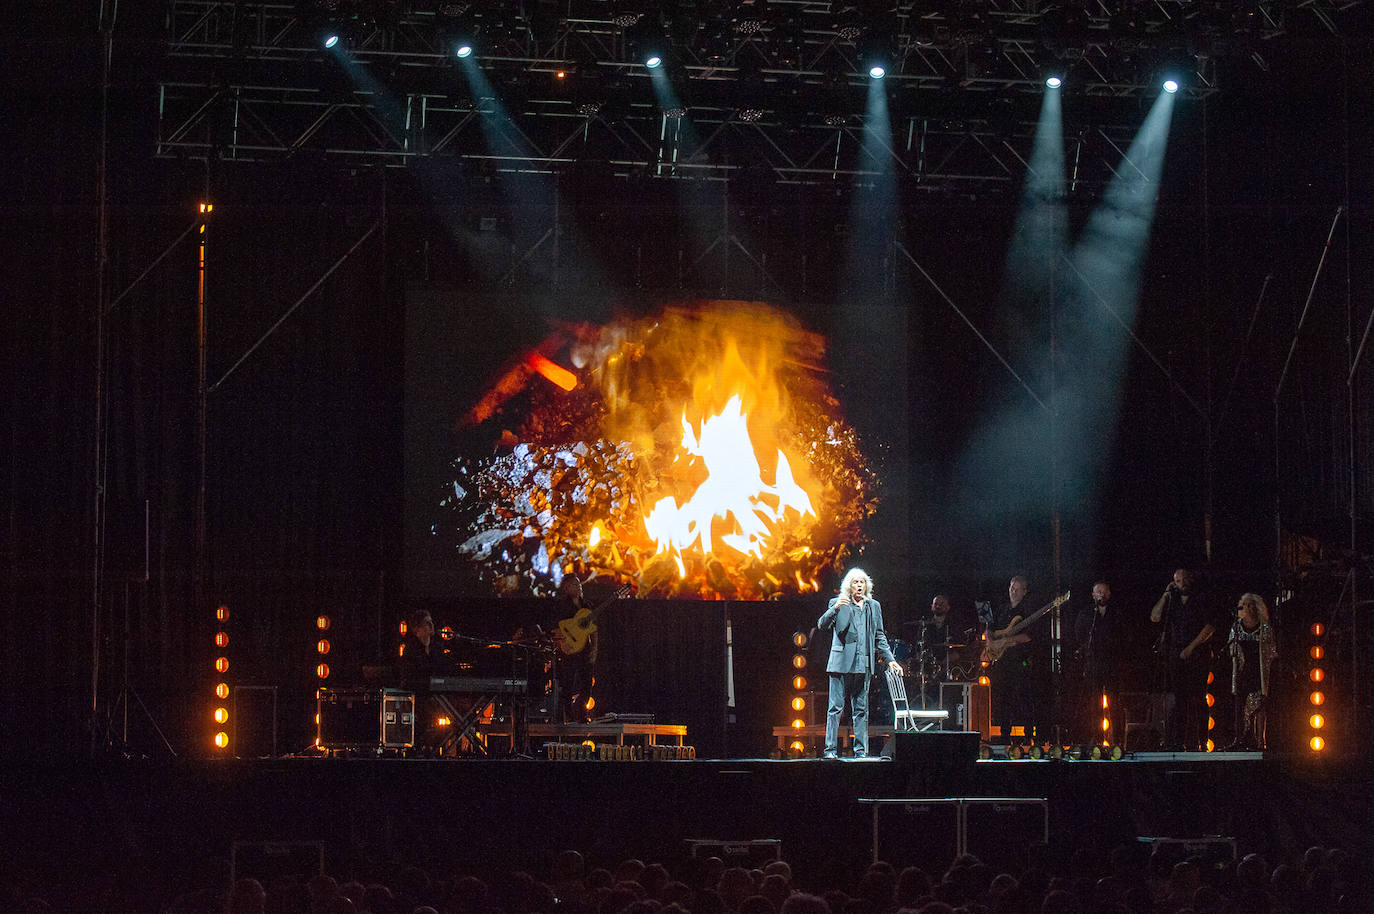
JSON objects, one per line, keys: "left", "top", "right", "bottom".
{"left": 556, "top": 585, "right": 632, "bottom": 655}
{"left": 981, "top": 591, "right": 1070, "bottom": 666}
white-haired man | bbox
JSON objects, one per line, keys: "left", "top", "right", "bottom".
{"left": 818, "top": 567, "right": 902, "bottom": 759}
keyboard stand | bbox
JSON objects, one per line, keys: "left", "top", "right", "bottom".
{"left": 432, "top": 689, "right": 529, "bottom": 756}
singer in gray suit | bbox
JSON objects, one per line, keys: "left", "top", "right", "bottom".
{"left": 818, "top": 567, "right": 903, "bottom": 758}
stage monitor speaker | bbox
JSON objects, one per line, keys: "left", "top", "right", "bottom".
{"left": 880, "top": 730, "right": 980, "bottom": 766}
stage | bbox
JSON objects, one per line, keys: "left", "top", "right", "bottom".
{"left": 4, "top": 749, "right": 1367, "bottom": 901}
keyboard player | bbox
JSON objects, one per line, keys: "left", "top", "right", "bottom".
{"left": 399, "top": 609, "right": 442, "bottom": 688}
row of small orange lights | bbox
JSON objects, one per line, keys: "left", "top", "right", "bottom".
{"left": 316, "top": 614, "right": 331, "bottom": 680}
{"left": 788, "top": 631, "right": 809, "bottom": 752}
{"left": 1205, "top": 671, "right": 1217, "bottom": 751}
{"left": 1100, "top": 692, "right": 1112, "bottom": 746}
{"left": 310, "top": 613, "right": 332, "bottom": 747}
{"left": 213, "top": 605, "right": 230, "bottom": 750}
{"left": 1309, "top": 622, "right": 1326, "bottom": 752}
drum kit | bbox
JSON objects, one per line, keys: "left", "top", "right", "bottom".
{"left": 877, "top": 619, "right": 980, "bottom": 709}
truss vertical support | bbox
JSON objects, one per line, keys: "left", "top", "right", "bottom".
{"left": 194, "top": 205, "right": 211, "bottom": 629}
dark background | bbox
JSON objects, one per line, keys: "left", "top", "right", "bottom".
{"left": 4, "top": 8, "right": 1373, "bottom": 762}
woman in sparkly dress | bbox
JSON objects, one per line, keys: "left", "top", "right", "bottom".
{"left": 1227, "top": 593, "right": 1278, "bottom": 750}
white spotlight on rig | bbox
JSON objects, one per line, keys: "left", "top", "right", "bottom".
{"left": 1162, "top": 78, "right": 1179, "bottom": 94}
{"left": 1045, "top": 75, "right": 1063, "bottom": 89}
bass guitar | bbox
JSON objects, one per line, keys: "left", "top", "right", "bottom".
{"left": 981, "top": 591, "right": 1070, "bottom": 666}
{"left": 556, "top": 585, "right": 632, "bottom": 655}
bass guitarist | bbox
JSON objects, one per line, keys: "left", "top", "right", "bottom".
{"left": 983, "top": 575, "right": 1045, "bottom": 745}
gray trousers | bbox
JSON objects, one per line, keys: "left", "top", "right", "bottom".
{"left": 826, "top": 671, "right": 872, "bottom": 755}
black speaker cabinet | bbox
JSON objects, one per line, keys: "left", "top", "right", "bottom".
{"left": 880, "top": 729, "right": 981, "bottom": 766}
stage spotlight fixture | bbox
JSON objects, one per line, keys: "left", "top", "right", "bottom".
{"left": 645, "top": 53, "right": 663, "bottom": 69}
{"left": 323, "top": 31, "right": 340, "bottom": 49}
{"left": 1162, "top": 78, "right": 1179, "bottom": 93}
{"left": 1045, "top": 75, "right": 1063, "bottom": 88}
{"left": 857, "top": 32, "right": 892, "bottom": 80}
{"left": 455, "top": 42, "right": 474, "bottom": 58}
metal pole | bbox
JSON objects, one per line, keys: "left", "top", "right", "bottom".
{"left": 194, "top": 206, "right": 210, "bottom": 625}
{"left": 90, "top": 0, "right": 117, "bottom": 756}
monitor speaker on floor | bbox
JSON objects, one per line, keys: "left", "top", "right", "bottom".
{"left": 880, "top": 730, "right": 980, "bottom": 766}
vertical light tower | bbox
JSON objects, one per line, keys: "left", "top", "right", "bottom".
{"left": 213, "top": 604, "right": 230, "bottom": 752}
{"left": 1308, "top": 622, "right": 1327, "bottom": 753}
{"left": 790, "top": 631, "right": 809, "bottom": 755}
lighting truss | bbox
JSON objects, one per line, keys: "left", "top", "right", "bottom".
{"left": 151, "top": 0, "right": 1363, "bottom": 188}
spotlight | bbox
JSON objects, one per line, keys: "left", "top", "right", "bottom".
{"left": 455, "top": 42, "right": 474, "bottom": 58}
{"left": 323, "top": 31, "right": 340, "bottom": 49}
{"left": 1045, "top": 75, "right": 1063, "bottom": 89}
{"left": 1162, "top": 78, "right": 1179, "bottom": 93}
{"left": 857, "top": 32, "right": 892, "bottom": 80}
{"left": 645, "top": 53, "right": 663, "bottom": 69}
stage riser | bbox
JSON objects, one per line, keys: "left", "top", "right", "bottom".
{"left": 0, "top": 758, "right": 1359, "bottom": 896}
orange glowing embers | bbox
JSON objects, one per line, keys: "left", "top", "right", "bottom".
{"left": 438, "top": 301, "right": 876, "bottom": 598}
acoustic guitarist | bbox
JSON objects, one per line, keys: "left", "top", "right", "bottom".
{"left": 984, "top": 575, "right": 1045, "bottom": 744}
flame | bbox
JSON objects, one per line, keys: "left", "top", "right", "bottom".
{"left": 643, "top": 395, "right": 815, "bottom": 561}
{"left": 436, "top": 300, "right": 878, "bottom": 598}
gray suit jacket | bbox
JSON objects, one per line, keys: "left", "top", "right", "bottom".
{"left": 818, "top": 596, "right": 895, "bottom": 674}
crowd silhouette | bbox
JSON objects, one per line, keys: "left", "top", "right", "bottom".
{"left": 2, "top": 838, "right": 1364, "bottom": 914}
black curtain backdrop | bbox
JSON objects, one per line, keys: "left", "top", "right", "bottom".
{"left": 7, "top": 26, "right": 1374, "bottom": 760}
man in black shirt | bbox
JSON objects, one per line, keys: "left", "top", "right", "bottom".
{"left": 1150, "top": 568, "right": 1220, "bottom": 751}
{"left": 984, "top": 575, "right": 1046, "bottom": 744}
{"left": 1073, "top": 581, "right": 1118, "bottom": 744}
